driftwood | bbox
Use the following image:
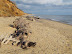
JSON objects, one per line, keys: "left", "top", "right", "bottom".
{"left": 12, "top": 17, "right": 36, "bottom": 49}
{"left": 13, "top": 18, "right": 30, "bottom": 30}
{"left": 0, "top": 17, "right": 36, "bottom": 49}
{"left": 26, "top": 16, "right": 40, "bottom": 21}
{"left": 0, "top": 40, "right": 1, "bottom": 48}
{"left": 2, "top": 36, "right": 20, "bottom": 44}
{"left": 17, "top": 41, "right": 36, "bottom": 49}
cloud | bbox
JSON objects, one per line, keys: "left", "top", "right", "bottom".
{"left": 17, "top": 4, "right": 31, "bottom": 8}
{"left": 23, "top": 0, "right": 62, "bottom": 4}
{"left": 11, "top": 0, "right": 72, "bottom": 15}
{"left": 11, "top": 0, "right": 72, "bottom": 5}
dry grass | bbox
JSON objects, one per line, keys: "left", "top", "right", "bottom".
{"left": 0, "top": 0, "right": 28, "bottom": 17}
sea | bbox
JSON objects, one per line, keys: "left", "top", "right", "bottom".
{"left": 33, "top": 14, "right": 72, "bottom": 25}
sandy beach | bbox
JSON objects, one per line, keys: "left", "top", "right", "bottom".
{"left": 0, "top": 16, "right": 72, "bottom": 54}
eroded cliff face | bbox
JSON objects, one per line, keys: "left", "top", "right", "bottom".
{"left": 0, "top": 0, "right": 27, "bottom": 17}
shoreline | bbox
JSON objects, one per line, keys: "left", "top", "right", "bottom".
{"left": 43, "top": 18, "right": 72, "bottom": 26}
{"left": 31, "top": 14, "right": 72, "bottom": 26}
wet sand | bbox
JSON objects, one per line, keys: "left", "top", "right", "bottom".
{"left": 0, "top": 16, "right": 72, "bottom": 54}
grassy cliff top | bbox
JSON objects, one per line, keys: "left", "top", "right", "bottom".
{"left": 0, "top": 0, "right": 27, "bottom": 17}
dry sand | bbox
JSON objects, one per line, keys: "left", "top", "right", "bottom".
{"left": 0, "top": 16, "right": 72, "bottom": 54}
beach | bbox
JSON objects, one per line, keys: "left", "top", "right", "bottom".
{"left": 0, "top": 16, "right": 72, "bottom": 54}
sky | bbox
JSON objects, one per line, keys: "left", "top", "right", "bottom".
{"left": 11, "top": 0, "right": 72, "bottom": 15}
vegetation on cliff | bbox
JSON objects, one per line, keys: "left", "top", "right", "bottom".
{"left": 0, "top": 0, "right": 27, "bottom": 17}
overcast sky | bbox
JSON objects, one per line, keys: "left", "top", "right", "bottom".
{"left": 11, "top": 0, "right": 72, "bottom": 15}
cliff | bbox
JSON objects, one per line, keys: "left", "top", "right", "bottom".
{"left": 0, "top": 0, "right": 27, "bottom": 17}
